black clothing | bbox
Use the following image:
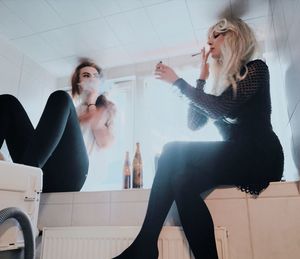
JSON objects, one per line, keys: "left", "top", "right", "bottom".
{"left": 174, "top": 59, "right": 284, "bottom": 195}
{"left": 113, "top": 60, "right": 284, "bottom": 259}
{"left": 0, "top": 91, "right": 89, "bottom": 192}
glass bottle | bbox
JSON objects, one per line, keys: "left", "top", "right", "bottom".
{"left": 132, "top": 142, "right": 143, "bottom": 188}
{"left": 123, "top": 151, "right": 131, "bottom": 189}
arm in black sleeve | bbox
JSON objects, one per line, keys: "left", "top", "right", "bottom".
{"left": 173, "top": 60, "right": 269, "bottom": 119}
{"left": 187, "top": 79, "right": 208, "bottom": 130}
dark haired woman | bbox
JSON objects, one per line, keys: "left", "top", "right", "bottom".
{"left": 0, "top": 59, "right": 115, "bottom": 192}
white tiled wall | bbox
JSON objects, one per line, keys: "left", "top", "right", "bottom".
{"left": 38, "top": 189, "right": 150, "bottom": 229}
{"left": 0, "top": 35, "right": 56, "bottom": 159}
{"left": 270, "top": 0, "right": 300, "bottom": 178}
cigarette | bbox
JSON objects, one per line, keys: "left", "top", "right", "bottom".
{"left": 156, "top": 61, "right": 163, "bottom": 69}
{"left": 191, "top": 52, "right": 201, "bottom": 57}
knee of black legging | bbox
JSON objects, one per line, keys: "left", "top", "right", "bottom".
{"left": 49, "top": 90, "right": 71, "bottom": 101}
{"left": 159, "top": 141, "right": 182, "bottom": 164}
{"left": 48, "top": 90, "right": 73, "bottom": 108}
{"left": 156, "top": 147, "right": 178, "bottom": 176}
{"left": 0, "top": 94, "right": 20, "bottom": 109}
{"left": 155, "top": 142, "right": 186, "bottom": 180}
{"left": 162, "top": 141, "right": 181, "bottom": 153}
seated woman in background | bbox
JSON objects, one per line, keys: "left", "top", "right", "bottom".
{"left": 0, "top": 58, "right": 116, "bottom": 193}
{"left": 113, "top": 17, "right": 284, "bottom": 259}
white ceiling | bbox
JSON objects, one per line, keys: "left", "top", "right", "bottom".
{"left": 0, "top": 0, "right": 270, "bottom": 77}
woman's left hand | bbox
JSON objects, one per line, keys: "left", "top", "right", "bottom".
{"left": 199, "top": 47, "right": 211, "bottom": 80}
{"left": 155, "top": 63, "right": 179, "bottom": 84}
{"left": 78, "top": 106, "right": 98, "bottom": 124}
{"left": 92, "top": 102, "right": 116, "bottom": 148}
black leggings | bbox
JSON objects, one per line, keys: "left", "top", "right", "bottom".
{"left": 115, "top": 138, "right": 283, "bottom": 259}
{"left": 0, "top": 91, "right": 89, "bottom": 192}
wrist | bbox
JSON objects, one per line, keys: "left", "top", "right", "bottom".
{"left": 172, "top": 77, "right": 183, "bottom": 86}
{"left": 171, "top": 76, "right": 180, "bottom": 84}
{"left": 199, "top": 74, "right": 207, "bottom": 80}
{"left": 196, "top": 79, "right": 206, "bottom": 89}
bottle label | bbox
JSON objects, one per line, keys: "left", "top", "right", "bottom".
{"left": 133, "top": 164, "right": 143, "bottom": 188}
{"left": 123, "top": 151, "right": 131, "bottom": 189}
{"left": 132, "top": 143, "right": 143, "bottom": 188}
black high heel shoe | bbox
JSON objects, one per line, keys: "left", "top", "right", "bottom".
{"left": 112, "top": 243, "right": 159, "bottom": 259}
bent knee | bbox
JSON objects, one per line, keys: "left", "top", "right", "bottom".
{"left": 48, "top": 90, "right": 73, "bottom": 106}
{"left": 49, "top": 90, "right": 71, "bottom": 100}
{"left": 0, "top": 94, "right": 19, "bottom": 103}
{"left": 163, "top": 141, "right": 182, "bottom": 150}
{"left": 0, "top": 94, "right": 21, "bottom": 109}
{"left": 161, "top": 141, "right": 184, "bottom": 156}
{"left": 159, "top": 141, "right": 189, "bottom": 163}
{"left": 158, "top": 142, "right": 180, "bottom": 165}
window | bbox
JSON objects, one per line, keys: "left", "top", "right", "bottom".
{"left": 82, "top": 77, "right": 136, "bottom": 191}
{"left": 137, "top": 73, "right": 222, "bottom": 187}
{"left": 82, "top": 69, "right": 222, "bottom": 191}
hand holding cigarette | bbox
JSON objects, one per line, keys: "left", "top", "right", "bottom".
{"left": 198, "top": 47, "right": 211, "bottom": 80}
{"left": 155, "top": 61, "right": 179, "bottom": 84}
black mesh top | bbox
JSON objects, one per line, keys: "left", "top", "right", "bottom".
{"left": 173, "top": 59, "right": 284, "bottom": 196}
{"left": 174, "top": 59, "right": 273, "bottom": 138}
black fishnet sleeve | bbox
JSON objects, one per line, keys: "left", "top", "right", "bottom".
{"left": 174, "top": 59, "right": 269, "bottom": 119}
{"left": 187, "top": 80, "right": 208, "bottom": 130}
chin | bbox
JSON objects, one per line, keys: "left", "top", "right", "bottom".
{"left": 211, "top": 53, "right": 221, "bottom": 60}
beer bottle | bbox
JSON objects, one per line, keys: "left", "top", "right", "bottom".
{"left": 123, "top": 151, "right": 131, "bottom": 189}
{"left": 132, "top": 142, "right": 143, "bottom": 188}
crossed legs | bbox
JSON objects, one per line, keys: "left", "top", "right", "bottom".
{"left": 113, "top": 139, "right": 256, "bottom": 259}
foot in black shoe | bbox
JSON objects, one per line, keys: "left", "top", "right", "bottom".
{"left": 112, "top": 245, "right": 159, "bottom": 259}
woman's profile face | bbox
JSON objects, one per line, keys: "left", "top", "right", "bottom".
{"left": 207, "top": 31, "right": 226, "bottom": 59}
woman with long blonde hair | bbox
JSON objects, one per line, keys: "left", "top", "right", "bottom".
{"left": 113, "top": 18, "right": 283, "bottom": 259}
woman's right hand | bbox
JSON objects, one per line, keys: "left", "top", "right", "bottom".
{"left": 154, "top": 63, "right": 179, "bottom": 84}
{"left": 199, "top": 47, "right": 211, "bottom": 80}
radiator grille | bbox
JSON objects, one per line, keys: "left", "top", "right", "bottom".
{"left": 40, "top": 226, "right": 228, "bottom": 259}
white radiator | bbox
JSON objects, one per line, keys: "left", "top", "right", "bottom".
{"left": 40, "top": 226, "right": 228, "bottom": 259}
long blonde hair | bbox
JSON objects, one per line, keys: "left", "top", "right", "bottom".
{"left": 208, "top": 18, "right": 258, "bottom": 96}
